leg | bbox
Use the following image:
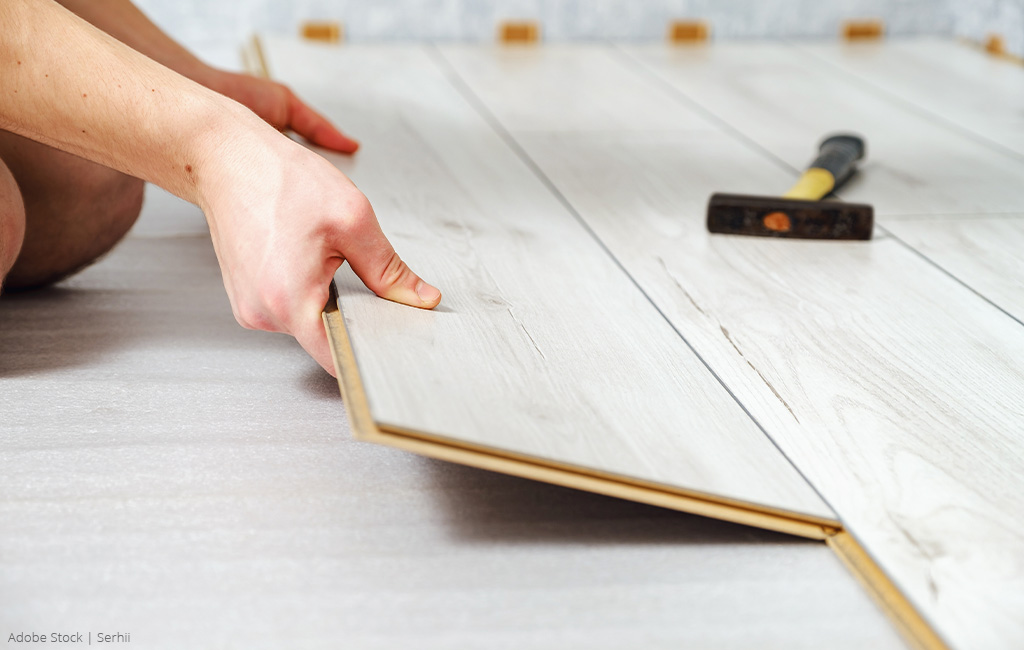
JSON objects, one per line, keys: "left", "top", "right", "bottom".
{"left": 0, "top": 130, "right": 144, "bottom": 290}
{"left": 0, "top": 154, "right": 26, "bottom": 292}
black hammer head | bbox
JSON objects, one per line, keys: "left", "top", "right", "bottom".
{"left": 707, "top": 193, "right": 873, "bottom": 240}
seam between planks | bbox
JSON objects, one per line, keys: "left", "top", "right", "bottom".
{"left": 787, "top": 39, "right": 1024, "bottom": 165}
{"left": 253, "top": 35, "right": 950, "bottom": 650}
{"left": 607, "top": 42, "right": 962, "bottom": 650}
{"left": 610, "top": 42, "right": 1024, "bottom": 332}
{"left": 424, "top": 41, "right": 840, "bottom": 524}
{"left": 324, "top": 271, "right": 950, "bottom": 650}
{"left": 322, "top": 283, "right": 834, "bottom": 540}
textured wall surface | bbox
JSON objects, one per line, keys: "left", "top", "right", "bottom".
{"left": 134, "top": 0, "right": 959, "bottom": 70}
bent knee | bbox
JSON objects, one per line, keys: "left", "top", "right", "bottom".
{"left": 6, "top": 171, "right": 144, "bottom": 290}
{"left": 0, "top": 160, "right": 26, "bottom": 289}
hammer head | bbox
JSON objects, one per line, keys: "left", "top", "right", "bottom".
{"left": 706, "top": 193, "right": 873, "bottom": 240}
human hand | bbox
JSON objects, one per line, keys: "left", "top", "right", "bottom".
{"left": 206, "top": 69, "right": 360, "bottom": 154}
{"left": 197, "top": 112, "right": 440, "bottom": 375}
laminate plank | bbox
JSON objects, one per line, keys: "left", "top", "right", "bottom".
{"left": 437, "top": 44, "right": 1024, "bottom": 649}
{"left": 258, "top": 36, "right": 832, "bottom": 524}
{"left": 639, "top": 39, "right": 1024, "bottom": 327}
{"left": 618, "top": 42, "right": 1024, "bottom": 217}
{"left": 884, "top": 214, "right": 1024, "bottom": 323}
{"left": 0, "top": 186, "right": 902, "bottom": 649}
{"left": 793, "top": 38, "right": 1024, "bottom": 160}
{"left": 425, "top": 44, "right": 717, "bottom": 133}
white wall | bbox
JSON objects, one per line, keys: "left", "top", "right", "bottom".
{"left": 132, "top": 0, "right": 1024, "bottom": 69}
{"left": 134, "top": 0, "right": 958, "bottom": 70}
{"left": 951, "top": 0, "right": 1024, "bottom": 56}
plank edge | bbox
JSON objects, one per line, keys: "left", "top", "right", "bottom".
{"left": 322, "top": 281, "right": 833, "bottom": 539}
{"left": 827, "top": 531, "right": 952, "bottom": 650}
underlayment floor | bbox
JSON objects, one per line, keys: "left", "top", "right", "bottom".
{"left": 0, "top": 186, "right": 903, "bottom": 648}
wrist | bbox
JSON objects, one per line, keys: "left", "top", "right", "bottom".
{"left": 184, "top": 96, "right": 289, "bottom": 213}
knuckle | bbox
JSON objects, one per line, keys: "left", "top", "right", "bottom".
{"left": 377, "top": 252, "right": 411, "bottom": 290}
{"left": 234, "top": 299, "right": 276, "bottom": 332}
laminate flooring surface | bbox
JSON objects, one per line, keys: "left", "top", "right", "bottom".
{"left": 885, "top": 215, "right": 1024, "bottom": 323}
{"left": 618, "top": 42, "right": 1024, "bottom": 218}
{"left": 259, "top": 37, "right": 832, "bottom": 523}
{"left": 789, "top": 39, "right": 1024, "bottom": 329}
{"left": 436, "top": 42, "right": 1024, "bottom": 649}
{"left": 0, "top": 187, "right": 902, "bottom": 649}
{"left": 793, "top": 38, "right": 1024, "bottom": 159}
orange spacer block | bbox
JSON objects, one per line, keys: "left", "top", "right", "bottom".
{"left": 668, "top": 20, "right": 710, "bottom": 44}
{"left": 301, "top": 21, "right": 343, "bottom": 44}
{"left": 842, "top": 19, "right": 885, "bottom": 41}
{"left": 499, "top": 21, "right": 541, "bottom": 44}
{"left": 985, "top": 34, "right": 1006, "bottom": 56}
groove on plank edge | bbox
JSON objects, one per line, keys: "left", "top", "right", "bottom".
{"left": 827, "top": 531, "right": 951, "bottom": 650}
{"left": 244, "top": 35, "right": 271, "bottom": 79}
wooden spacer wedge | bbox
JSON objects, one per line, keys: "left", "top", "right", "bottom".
{"left": 301, "top": 21, "right": 343, "bottom": 44}
{"left": 499, "top": 21, "right": 541, "bottom": 44}
{"left": 984, "top": 34, "right": 1006, "bottom": 56}
{"left": 842, "top": 19, "right": 885, "bottom": 41}
{"left": 668, "top": 20, "right": 710, "bottom": 44}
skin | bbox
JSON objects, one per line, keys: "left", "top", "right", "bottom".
{"left": 0, "top": 0, "right": 441, "bottom": 376}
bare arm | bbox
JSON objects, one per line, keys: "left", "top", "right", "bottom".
{"left": 53, "top": 0, "right": 213, "bottom": 83}
{"left": 1, "top": 0, "right": 440, "bottom": 373}
{"left": 55, "top": 0, "right": 360, "bottom": 153}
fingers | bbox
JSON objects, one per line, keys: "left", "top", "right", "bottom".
{"left": 291, "top": 294, "right": 339, "bottom": 377}
{"left": 286, "top": 92, "right": 360, "bottom": 154}
{"left": 342, "top": 202, "right": 441, "bottom": 310}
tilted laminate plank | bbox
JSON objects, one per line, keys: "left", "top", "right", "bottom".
{"left": 793, "top": 38, "right": 1024, "bottom": 161}
{"left": 618, "top": 42, "right": 1024, "bottom": 218}
{"left": 884, "top": 215, "right": 1024, "bottom": 324}
{"left": 0, "top": 187, "right": 903, "bottom": 650}
{"left": 258, "top": 36, "right": 834, "bottom": 525}
{"left": 437, "top": 44, "right": 1024, "bottom": 650}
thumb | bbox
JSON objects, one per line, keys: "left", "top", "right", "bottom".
{"left": 341, "top": 206, "right": 441, "bottom": 309}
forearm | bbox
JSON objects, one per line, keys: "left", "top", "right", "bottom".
{"left": 0, "top": 0, "right": 266, "bottom": 204}
{"left": 54, "top": 0, "right": 214, "bottom": 84}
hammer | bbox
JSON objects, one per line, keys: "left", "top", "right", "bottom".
{"left": 707, "top": 134, "right": 873, "bottom": 240}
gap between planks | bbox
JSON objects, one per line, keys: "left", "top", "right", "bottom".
{"left": 246, "top": 35, "right": 951, "bottom": 650}
{"left": 322, "top": 283, "right": 949, "bottom": 650}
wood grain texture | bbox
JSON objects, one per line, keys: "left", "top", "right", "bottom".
{"left": 260, "top": 36, "right": 833, "bottom": 523}
{"left": 324, "top": 290, "right": 836, "bottom": 540}
{"left": 437, "top": 43, "right": 1024, "bottom": 649}
{"left": 0, "top": 186, "right": 903, "bottom": 649}
{"left": 437, "top": 44, "right": 716, "bottom": 133}
{"left": 884, "top": 215, "right": 1024, "bottom": 323}
{"left": 794, "top": 38, "right": 1024, "bottom": 160}
{"left": 618, "top": 42, "right": 1024, "bottom": 217}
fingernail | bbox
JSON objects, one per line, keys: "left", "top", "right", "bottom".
{"left": 416, "top": 280, "right": 441, "bottom": 304}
